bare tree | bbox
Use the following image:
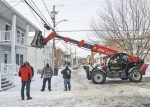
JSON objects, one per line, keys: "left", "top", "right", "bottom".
{"left": 91, "top": 0, "right": 150, "bottom": 59}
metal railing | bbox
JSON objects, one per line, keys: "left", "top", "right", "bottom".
{"left": 16, "top": 37, "right": 26, "bottom": 45}
{"left": 0, "top": 63, "right": 19, "bottom": 91}
{"left": 0, "top": 30, "right": 12, "bottom": 42}
{"left": 1, "top": 63, "right": 14, "bottom": 83}
{"left": 0, "top": 30, "right": 26, "bottom": 45}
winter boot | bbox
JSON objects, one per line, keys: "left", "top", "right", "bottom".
{"left": 22, "top": 97, "right": 24, "bottom": 100}
{"left": 41, "top": 89, "right": 44, "bottom": 91}
{"left": 64, "top": 89, "right": 67, "bottom": 91}
{"left": 27, "top": 97, "right": 32, "bottom": 100}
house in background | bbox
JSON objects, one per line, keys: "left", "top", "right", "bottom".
{"left": 78, "top": 57, "right": 87, "bottom": 65}
{"left": 63, "top": 53, "right": 71, "bottom": 66}
{"left": 55, "top": 48, "right": 65, "bottom": 68}
{"left": 0, "top": 0, "right": 39, "bottom": 91}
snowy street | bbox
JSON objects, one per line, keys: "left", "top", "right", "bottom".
{"left": 0, "top": 67, "right": 150, "bottom": 107}
{"left": 1, "top": 0, "right": 150, "bottom": 107}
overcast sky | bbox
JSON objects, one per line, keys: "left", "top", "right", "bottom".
{"left": 6, "top": 0, "right": 106, "bottom": 57}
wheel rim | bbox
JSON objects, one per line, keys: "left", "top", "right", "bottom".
{"left": 94, "top": 73, "right": 103, "bottom": 82}
{"left": 132, "top": 71, "right": 141, "bottom": 81}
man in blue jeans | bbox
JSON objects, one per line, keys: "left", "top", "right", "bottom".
{"left": 18, "top": 62, "right": 33, "bottom": 100}
{"left": 41, "top": 63, "right": 53, "bottom": 91}
{"left": 61, "top": 65, "right": 71, "bottom": 91}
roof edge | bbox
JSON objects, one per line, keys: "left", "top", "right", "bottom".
{"left": 1, "top": 0, "right": 40, "bottom": 31}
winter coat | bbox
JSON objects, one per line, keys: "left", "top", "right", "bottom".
{"left": 28, "top": 65, "right": 34, "bottom": 81}
{"left": 41, "top": 66, "right": 53, "bottom": 78}
{"left": 18, "top": 64, "right": 32, "bottom": 81}
{"left": 61, "top": 68, "right": 71, "bottom": 79}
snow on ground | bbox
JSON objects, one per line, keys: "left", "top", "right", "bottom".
{"left": 145, "top": 65, "right": 150, "bottom": 77}
{"left": 0, "top": 67, "right": 150, "bottom": 107}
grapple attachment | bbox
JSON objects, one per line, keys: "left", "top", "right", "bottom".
{"left": 31, "top": 30, "right": 45, "bottom": 48}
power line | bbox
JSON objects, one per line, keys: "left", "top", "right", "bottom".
{"left": 27, "top": 4, "right": 43, "bottom": 28}
{"left": 30, "top": 0, "right": 49, "bottom": 24}
{"left": 56, "top": 29, "right": 150, "bottom": 32}
{"left": 55, "top": 27, "right": 70, "bottom": 52}
{"left": 24, "top": 0, "right": 45, "bottom": 23}
{"left": 55, "top": 27, "right": 93, "bottom": 53}
{"left": 60, "top": 41, "right": 70, "bottom": 52}
{"left": 62, "top": 1, "right": 101, "bottom": 7}
{"left": 41, "top": 0, "right": 51, "bottom": 20}
{"left": 24, "top": 0, "right": 52, "bottom": 29}
{"left": 56, "top": 30, "right": 101, "bottom": 32}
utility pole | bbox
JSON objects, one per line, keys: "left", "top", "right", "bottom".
{"left": 51, "top": 5, "right": 57, "bottom": 74}
{"left": 70, "top": 43, "right": 72, "bottom": 66}
{"left": 50, "top": 5, "right": 67, "bottom": 75}
{"left": 75, "top": 48, "right": 76, "bottom": 65}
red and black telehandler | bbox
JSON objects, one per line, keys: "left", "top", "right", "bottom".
{"left": 31, "top": 31, "right": 148, "bottom": 84}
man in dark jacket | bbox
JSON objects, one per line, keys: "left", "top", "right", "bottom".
{"left": 18, "top": 62, "right": 32, "bottom": 100}
{"left": 41, "top": 63, "right": 53, "bottom": 91}
{"left": 61, "top": 66, "right": 71, "bottom": 91}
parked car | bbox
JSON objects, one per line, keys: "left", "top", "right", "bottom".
{"left": 73, "top": 65, "right": 79, "bottom": 69}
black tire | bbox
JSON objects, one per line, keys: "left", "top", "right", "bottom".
{"left": 121, "top": 78, "right": 128, "bottom": 80}
{"left": 87, "top": 75, "right": 91, "bottom": 80}
{"left": 129, "top": 78, "right": 132, "bottom": 82}
{"left": 129, "top": 68, "right": 142, "bottom": 82}
{"left": 92, "top": 71, "right": 106, "bottom": 84}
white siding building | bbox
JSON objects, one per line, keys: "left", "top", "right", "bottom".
{"left": 27, "top": 37, "right": 53, "bottom": 73}
{"left": 0, "top": 0, "right": 39, "bottom": 91}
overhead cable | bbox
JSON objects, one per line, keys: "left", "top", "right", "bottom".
{"left": 30, "top": 0, "right": 49, "bottom": 24}
{"left": 56, "top": 29, "right": 150, "bottom": 32}
{"left": 27, "top": 4, "right": 44, "bottom": 28}
{"left": 24, "top": 0, "right": 52, "bottom": 30}
{"left": 41, "top": 0, "right": 51, "bottom": 20}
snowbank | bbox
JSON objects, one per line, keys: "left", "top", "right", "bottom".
{"left": 0, "top": 67, "right": 150, "bottom": 107}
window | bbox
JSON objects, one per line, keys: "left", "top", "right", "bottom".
{"left": 16, "top": 30, "right": 25, "bottom": 44}
{"left": 21, "top": 32, "right": 24, "bottom": 44}
{"left": 16, "top": 54, "right": 23, "bottom": 66}
{"left": 120, "top": 55, "right": 128, "bottom": 63}
{"left": 20, "top": 55, "right": 23, "bottom": 66}
{"left": 5, "top": 24, "right": 11, "bottom": 41}
{"left": 4, "top": 53, "right": 8, "bottom": 64}
{"left": 17, "top": 30, "right": 20, "bottom": 42}
{"left": 5, "top": 24, "right": 11, "bottom": 31}
{"left": 16, "top": 54, "right": 19, "bottom": 65}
